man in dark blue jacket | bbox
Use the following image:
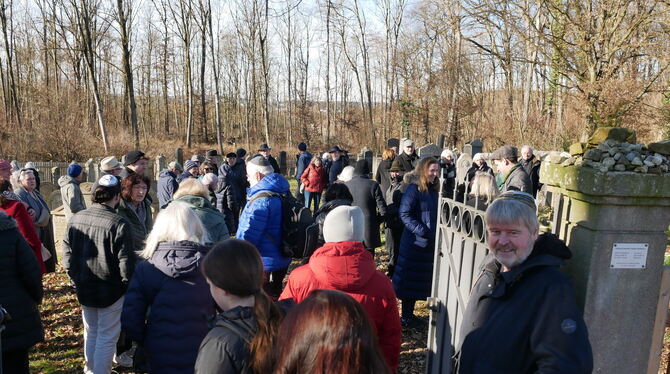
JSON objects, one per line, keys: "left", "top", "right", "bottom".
{"left": 455, "top": 191, "right": 592, "bottom": 373}
{"left": 236, "top": 156, "right": 291, "bottom": 298}
{"left": 157, "top": 161, "right": 181, "bottom": 209}
{"left": 327, "top": 146, "right": 345, "bottom": 184}
{"left": 295, "top": 142, "right": 312, "bottom": 200}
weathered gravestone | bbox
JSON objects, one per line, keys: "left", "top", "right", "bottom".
{"left": 465, "top": 139, "right": 483, "bottom": 157}
{"left": 155, "top": 155, "right": 166, "bottom": 181}
{"left": 455, "top": 153, "right": 473, "bottom": 186}
{"left": 85, "top": 159, "right": 95, "bottom": 182}
{"left": 541, "top": 161, "right": 670, "bottom": 373}
{"left": 418, "top": 143, "right": 442, "bottom": 158}
{"left": 279, "top": 151, "right": 287, "bottom": 176}
{"left": 437, "top": 134, "right": 445, "bottom": 149}
{"left": 39, "top": 182, "right": 58, "bottom": 210}
{"left": 360, "top": 148, "right": 373, "bottom": 176}
{"left": 176, "top": 148, "right": 184, "bottom": 166}
{"left": 51, "top": 167, "right": 61, "bottom": 185}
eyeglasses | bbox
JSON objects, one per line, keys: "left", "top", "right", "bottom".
{"left": 132, "top": 185, "right": 148, "bottom": 191}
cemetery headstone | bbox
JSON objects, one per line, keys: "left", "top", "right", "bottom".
{"left": 418, "top": 143, "right": 442, "bottom": 158}
{"left": 466, "top": 139, "right": 483, "bottom": 156}
{"left": 176, "top": 148, "right": 184, "bottom": 166}
{"left": 437, "top": 134, "right": 445, "bottom": 149}
{"left": 85, "top": 159, "right": 95, "bottom": 182}
{"left": 455, "top": 153, "right": 473, "bottom": 185}
{"left": 279, "top": 151, "right": 287, "bottom": 175}
{"left": 51, "top": 166, "right": 60, "bottom": 185}
{"left": 155, "top": 155, "right": 166, "bottom": 180}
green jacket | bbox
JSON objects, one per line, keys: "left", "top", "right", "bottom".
{"left": 174, "top": 194, "right": 229, "bottom": 244}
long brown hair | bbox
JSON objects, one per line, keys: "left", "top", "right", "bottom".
{"left": 415, "top": 157, "right": 439, "bottom": 192}
{"left": 202, "top": 239, "right": 282, "bottom": 374}
{"left": 273, "top": 290, "right": 390, "bottom": 374}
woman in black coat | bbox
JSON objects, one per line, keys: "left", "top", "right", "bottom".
{"left": 0, "top": 211, "right": 43, "bottom": 374}
{"left": 344, "top": 160, "right": 387, "bottom": 254}
{"left": 375, "top": 148, "right": 396, "bottom": 195}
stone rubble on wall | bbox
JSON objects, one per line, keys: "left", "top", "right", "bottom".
{"left": 554, "top": 131, "right": 670, "bottom": 174}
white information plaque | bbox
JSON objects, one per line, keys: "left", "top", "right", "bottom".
{"left": 610, "top": 243, "right": 649, "bottom": 269}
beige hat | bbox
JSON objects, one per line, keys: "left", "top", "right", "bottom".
{"left": 100, "top": 156, "right": 123, "bottom": 172}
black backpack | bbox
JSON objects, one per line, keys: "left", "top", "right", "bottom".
{"left": 250, "top": 192, "right": 315, "bottom": 259}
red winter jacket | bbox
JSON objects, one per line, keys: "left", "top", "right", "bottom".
{"left": 300, "top": 163, "right": 328, "bottom": 193}
{"left": 279, "top": 241, "right": 401, "bottom": 372}
{"left": 1, "top": 199, "right": 46, "bottom": 274}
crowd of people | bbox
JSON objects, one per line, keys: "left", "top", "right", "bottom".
{"left": 0, "top": 140, "right": 592, "bottom": 374}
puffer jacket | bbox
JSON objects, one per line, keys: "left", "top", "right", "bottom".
{"left": 58, "top": 175, "right": 86, "bottom": 221}
{"left": 174, "top": 194, "right": 229, "bottom": 244}
{"left": 456, "top": 234, "right": 593, "bottom": 373}
{"left": 194, "top": 306, "right": 257, "bottom": 374}
{"left": 158, "top": 169, "right": 179, "bottom": 209}
{"left": 279, "top": 241, "right": 401, "bottom": 372}
{"left": 300, "top": 163, "right": 328, "bottom": 193}
{"left": 236, "top": 173, "right": 291, "bottom": 271}
{"left": 122, "top": 240, "right": 215, "bottom": 374}
{"left": 215, "top": 164, "right": 243, "bottom": 233}
{"left": 391, "top": 180, "right": 439, "bottom": 300}
{"left": 0, "top": 211, "right": 44, "bottom": 352}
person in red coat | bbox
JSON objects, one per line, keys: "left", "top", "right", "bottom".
{"left": 279, "top": 205, "right": 401, "bottom": 372}
{"left": 0, "top": 180, "right": 45, "bottom": 273}
{"left": 299, "top": 156, "right": 328, "bottom": 212}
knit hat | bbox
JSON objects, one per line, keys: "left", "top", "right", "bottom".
{"left": 297, "top": 142, "right": 307, "bottom": 151}
{"left": 201, "top": 173, "right": 218, "bottom": 187}
{"left": 67, "top": 163, "right": 83, "bottom": 178}
{"left": 191, "top": 154, "right": 204, "bottom": 163}
{"left": 353, "top": 159, "right": 370, "bottom": 176}
{"left": 236, "top": 148, "right": 247, "bottom": 158}
{"left": 337, "top": 166, "right": 355, "bottom": 182}
{"left": 125, "top": 150, "right": 146, "bottom": 165}
{"left": 168, "top": 161, "right": 182, "bottom": 171}
{"left": 323, "top": 205, "right": 365, "bottom": 243}
{"left": 100, "top": 156, "right": 123, "bottom": 171}
{"left": 184, "top": 160, "right": 198, "bottom": 172}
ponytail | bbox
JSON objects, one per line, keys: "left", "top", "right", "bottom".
{"left": 249, "top": 290, "right": 283, "bottom": 374}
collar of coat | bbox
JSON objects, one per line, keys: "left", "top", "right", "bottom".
{"left": 498, "top": 163, "right": 523, "bottom": 188}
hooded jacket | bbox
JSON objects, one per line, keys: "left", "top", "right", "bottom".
{"left": 174, "top": 194, "right": 229, "bottom": 244}
{"left": 0, "top": 211, "right": 44, "bottom": 352}
{"left": 456, "top": 233, "right": 593, "bottom": 374}
{"left": 236, "top": 173, "right": 291, "bottom": 271}
{"left": 122, "top": 240, "right": 215, "bottom": 374}
{"left": 279, "top": 241, "right": 401, "bottom": 372}
{"left": 194, "top": 306, "right": 257, "bottom": 374}
{"left": 58, "top": 175, "right": 86, "bottom": 221}
{"left": 158, "top": 169, "right": 179, "bottom": 209}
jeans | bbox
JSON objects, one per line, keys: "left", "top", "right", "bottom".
{"left": 82, "top": 296, "right": 124, "bottom": 374}
{"left": 304, "top": 191, "right": 321, "bottom": 212}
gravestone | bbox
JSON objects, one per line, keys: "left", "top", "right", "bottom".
{"left": 418, "top": 143, "right": 442, "bottom": 158}
{"left": 51, "top": 167, "right": 60, "bottom": 185}
{"left": 155, "top": 155, "right": 166, "bottom": 181}
{"left": 372, "top": 156, "right": 382, "bottom": 180}
{"left": 463, "top": 144, "right": 473, "bottom": 157}
{"left": 40, "top": 182, "right": 58, "bottom": 210}
{"left": 85, "top": 159, "right": 95, "bottom": 182}
{"left": 279, "top": 151, "right": 287, "bottom": 175}
{"left": 387, "top": 138, "right": 400, "bottom": 151}
{"left": 176, "top": 148, "right": 184, "bottom": 166}
{"left": 455, "top": 153, "right": 473, "bottom": 185}
{"left": 466, "top": 139, "right": 483, "bottom": 156}
{"left": 360, "top": 148, "right": 373, "bottom": 175}
{"left": 541, "top": 162, "right": 670, "bottom": 373}
{"left": 79, "top": 182, "right": 94, "bottom": 208}
{"left": 437, "top": 134, "right": 446, "bottom": 149}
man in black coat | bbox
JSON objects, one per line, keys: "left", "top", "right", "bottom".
{"left": 394, "top": 139, "right": 419, "bottom": 175}
{"left": 327, "top": 146, "right": 346, "bottom": 184}
{"left": 521, "top": 145, "right": 542, "bottom": 197}
{"left": 455, "top": 192, "right": 592, "bottom": 373}
{"left": 253, "top": 143, "right": 281, "bottom": 174}
{"left": 344, "top": 160, "right": 387, "bottom": 255}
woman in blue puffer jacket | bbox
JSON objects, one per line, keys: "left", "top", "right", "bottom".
{"left": 392, "top": 157, "right": 440, "bottom": 329}
{"left": 121, "top": 201, "right": 216, "bottom": 374}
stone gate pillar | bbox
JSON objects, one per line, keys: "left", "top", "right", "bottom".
{"left": 541, "top": 161, "right": 670, "bottom": 373}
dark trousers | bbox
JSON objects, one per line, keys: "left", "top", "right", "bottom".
{"left": 295, "top": 181, "right": 304, "bottom": 203}
{"left": 2, "top": 348, "right": 30, "bottom": 374}
{"left": 401, "top": 299, "right": 417, "bottom": 319}
{"left": 385, "top": 226, "right": 403, "bottom": 277}
{"left": 263, "top": 267, "right": 289, "bottom": 300}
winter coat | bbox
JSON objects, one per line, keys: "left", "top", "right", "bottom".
{"left": 176, "top": 171, "right": 197, "bottom": 184}
{"left": 194, "top": 306, "right": 257, "bottom": 374}
{"left": 122, "top": 241, "right": 215, "bottom": 374}
{"left": 117, "top": 198, "right": 154, "bottom": 255}
{"left": 62, "top": 204, "right": 135, "bottom": 308}
{"left": 345, "top": 175, "right": 387, "bottom": 250}
{"left": 231, "top": 160, "right": 249, "bottom": 196}
{"left": 391, "top": 181, "right": 439, "bottom": 300}
{"left": 375, "top": 158, "right": 394, "bottom": 196}
{"left": 384, "top": 175, "right": 408, "bottom": 231}
{"left": 215, "top": 164, "right": 243, "bottom": 233}
{"left": 158, "top": 169, "right": 179, "bottom": 209}
{"left": 236, "top": 173, "right": 291, "bottom": 271}
{"left": 295, "top": 151, "right": 313, "bottom": 180}
{"left": 521, "top": 156, "right": 542, "bottom": 197}
{"left": 0, "top": 211, "right": 44, "bottom": 352}
{"left": 16, "top": 188, "right": 50, "bottom": 233}
{"left": 395, "top": 152, "right": 418, "bottom": 174}
{"left": 1, "top": 200, "right": 46, "bottom": 273}
{"left": 174, "top": 194, "right": 229, "bottom": 244}
{"left": 500, "top": 164, "right": 532, "bottom": 194}
{"left": 456, "top": 233, "right": 593, "bottom": 374}
{"left": 327, "top": 158, "right": 345, "bottom": 184}
{"left": 312, "top": 199, "right": 352, "bottom": 252}
{"left": 279, "top": 241, "right": 401, "bottom": 372}
{"left": 58, "top": 175, "right": 86, "bottom": 221}
{"left": 440, "top": 160, "right": 457, "bottom": 199}
{"left": 300, "top": 163, "right": 328, "bottom": 193}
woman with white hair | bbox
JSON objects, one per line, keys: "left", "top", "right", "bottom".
{"left": 16, "top": 168, "right": 55, "bottom": 271}
{"left": 121, "top": 201, "right": 216, "bottom": 374}
{"left": 466, "top": 153, "right": 494, "bottom": 189}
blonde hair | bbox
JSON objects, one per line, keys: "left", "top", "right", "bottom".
{"left": 415, "top": 157, "right": 439, "bottom": 192}
{"left": 469, "top": 172, "right": 499, "bottom": 204}
{"left": 141, "top": 201, "right": 205, "bottom": 259}
{"left": 174, "top": 178, "right": 209, "bottom": 200}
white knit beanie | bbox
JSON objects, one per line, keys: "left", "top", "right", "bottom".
{"left": 323, "top": 205, "right": 365, "bottom": 243}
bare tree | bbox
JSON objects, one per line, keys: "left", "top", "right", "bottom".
{"left": 115, "top": 0, "right": 139, "bottom": 148}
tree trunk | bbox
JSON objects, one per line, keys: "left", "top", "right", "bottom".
{"left": 116, "top": 0, "right": 139, "bottom": 148}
